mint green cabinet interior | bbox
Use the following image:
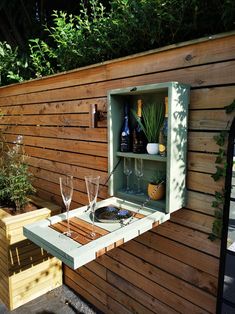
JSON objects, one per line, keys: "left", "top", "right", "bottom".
{"left": 108, "top": 82, "right": 190, "bottom": 214}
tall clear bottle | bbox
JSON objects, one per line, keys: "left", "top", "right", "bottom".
{"left": 120, "top": 103, "right": 131, "bottom": 152}
{"left": 159, "top": 96, "right": 168, "bottom": 157}
{"left": 132, "top": 99, "right": 146, "bottom": 153}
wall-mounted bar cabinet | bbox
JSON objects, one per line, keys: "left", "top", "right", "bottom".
{"left": 24, "top": 82, "right": 190, "bottom": 270}
{"left": 108, "top": 81, "right": 189, "bottom": 214}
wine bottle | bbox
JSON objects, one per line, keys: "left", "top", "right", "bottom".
{"left": 132, "top": 99, "right": 146, "bottom": 153}
{"left": 159, "top": 96, "right": 168, "bottom": 157}
{"left": 120, "top": 103, "right": 131, "bottom": 152}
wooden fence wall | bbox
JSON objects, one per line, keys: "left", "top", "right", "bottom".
{"left": 0, "top": 32, "right": 235, "bottom": 313}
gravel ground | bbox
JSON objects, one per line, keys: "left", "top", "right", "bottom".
{"left": 0, "top": 285, "right": 103, "bottom": 314}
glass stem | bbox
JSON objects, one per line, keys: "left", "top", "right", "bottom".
{"left": 66, "top": 204, "right": 71, "bottom": 234}
{"left": 92, "top": 208, "right": 95, "bottom": 235}
{"left": 91, "top": 202, "right": 96, "bottom": 237}
{"left": 137, "top": 177, "right": 141, "bottom": 193}
{"left": 127, "top": 175, "right": 130, "bottom": 192}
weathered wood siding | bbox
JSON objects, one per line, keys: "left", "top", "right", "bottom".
{"left": 0, "top": 32, "right": 235, "bottom": 313}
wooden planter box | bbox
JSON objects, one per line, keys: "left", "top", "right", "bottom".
{"left": 0, "top": 196, "right": 62, "bottom": 310}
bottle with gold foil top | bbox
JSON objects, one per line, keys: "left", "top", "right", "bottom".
{"left": 132, "top": 99, "right": 146, "bottom": 153}
{"left": 159, "top": 97, "right": 168, "bottom": 157}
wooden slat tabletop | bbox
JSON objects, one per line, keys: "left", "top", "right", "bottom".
{"left": 24, "top": 197, "right": 166, "bottom": 269}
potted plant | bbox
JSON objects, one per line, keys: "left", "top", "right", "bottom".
{"left": 133, "top": 102, "right": 164, "bottom": 154}
{"left": 147, "top": 170, "right": 166, "bottom": 200}
{"left": 0, "top": 135, "right": 36, "bottom": 211}
{"left": 0, "top": 134, "right": 62, "bottom": 310}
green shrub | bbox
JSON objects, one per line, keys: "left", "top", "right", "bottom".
{"left": 1, "top": 0, "right": 235, "bottom": 85}
{"left": 0, "top": 41, "right": 28, "bottom": 85}
{"left": 0, "top": 135, "right": 36, "bottom": 211}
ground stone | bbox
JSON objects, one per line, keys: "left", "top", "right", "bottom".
{"left": 0, "top": 285, "right": 103, "bottom": 314}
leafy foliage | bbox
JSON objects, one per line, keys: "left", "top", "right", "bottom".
{"left": 0, "top": 41, "right": 28, "bottom": 85}
{"left": 150, "top": 170, "right": 166, "bottom": 185}
{"left": 225, "top": 99, "right": 235, "bottom": 114}
{"left": 213, "top": 131, "right": 227, "bottom": 147}
{"left": 29, "top": 38, "right": 56, "bottom": 77}
{"left": 132, "top": 102, "right": 165, "bottom": 143}
{"left": 1, "top": 0, "right": 235, "bottom": 85}
{"left": 0, "top": 135, "right": 36, "bottom": 210}
{"left": 209, "top": 190, "right": 225, "bottom": 241}
{"left": 209, "top": 122, "right": 229, "bottom": 240}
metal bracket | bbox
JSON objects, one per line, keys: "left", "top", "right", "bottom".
{"left": 89, "top": 104, "right": 107, "bottom": 128}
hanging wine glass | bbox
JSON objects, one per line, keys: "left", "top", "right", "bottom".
{"left": 123, "top": 157, "right": 132, "bottom": 193}
{"left": 85, "top": 175, "right": 100, "bottom": 238}
{"left": 135, "top": 158, "right": 144, "bottom": 194}
{"left": 59, "top": 175, "right": 78, "bottom": 239}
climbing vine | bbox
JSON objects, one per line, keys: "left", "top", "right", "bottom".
{"left": 209, "top": 100, "right": 235, "bottom": 240}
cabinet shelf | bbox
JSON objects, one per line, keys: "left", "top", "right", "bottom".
{"left": 116, "top": 191, "right": 166, "bottom": 211}
{"left": 108, "top": 81, "right": 190, "bottom": 213}
{"left": 116, "top": 152, "right": 167, "bottom": 162}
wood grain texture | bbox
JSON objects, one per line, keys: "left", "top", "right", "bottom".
{"left": 190, "top": 86, "right": 235, "bottom": 110}
{"left": 1, "top": 60, "right": 235, "bottom": 106}
{"left": 0, "top": 32, "right": 234, "bottom": 97}
{"left": 3, "top": 125, "right": 107, "bottom": 142}
{"left": 1, "top": 32, "right": 235, "bottom": 314}
{"left": 187, "top": 171, "right": 225, "bottom": 195}
{"left": 189, "top": 109, "right": 233, "bottom": 131}
{"left": 188, "top": 131, "right": 228, "bottom": 153}
{"left": 0, "top": 198, "right": 62, "bottom": 310}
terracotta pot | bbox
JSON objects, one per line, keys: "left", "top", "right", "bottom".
{"left": 147, "top": 182, "right": 165, "bottom": 200}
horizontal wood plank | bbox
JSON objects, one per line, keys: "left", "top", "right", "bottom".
{"left": 28, "top": 157, "right": 108, "bottom": 187}
{"left": 137, "top": 231, "right": 219, "bottom": 276}
{"left": 185, "top": 190, "right": 215, "bottom": 215}
{"left": 188, "top": 152, "right": 218, "bottom": 173}
{"left": 0, "top": 98, "right": 106, "bottom": 113}
{"left": 24, "top": 146, "right": 108, "bottom": 171}
{"left": 29, "top": 167, "right": 108, "bottom": 199}
{"left": 0, "top": 114, "right": 90, "bottom": 127}
{"left": 187, "top": 171, "right": 225, "bottom": 195}
{"left": 1, "top": 33, "right": 234, "bottom": 98}
{"left": 156, "top": 220, "right": 219, "bottom": 256}
{"left": 1, "top": 61, "right": 235, "bottom": 105}
{"left": 170, "top": 209, "right": 216, "bottom": 235}
{"left": 188, "top": 131, "right": 227, "bottom": 153}
{"left": 190, "top": 86, "right": 235, "bottom": 109}
{"left": 4, "top": 134, "right": 108, "bottom": 157}
{"left": 2, "top": 125, "right": 107, "bottom": 142}
{"left": 107, "top": 270, "right": 178, "bottom": 314}
{"left": 123, "top": 240, "right": 217, "bottom": 296}
{"left": 107, "top": 246, "right": 216, "bottom": 312}
{"left": 98, "top": 253, "right": 211, "bottom": 313}
{"left": 189, "top": 109, "right": 233, "bottom": 131}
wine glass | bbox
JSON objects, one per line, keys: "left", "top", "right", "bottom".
{"left": 85, "top": 175, "right": 100, "bottom": 238}
{"left": 135, "top": 158, "right": 144, "bottom": 194}
{"left": 59, "top": 175, "right": 77, "bottom": 238}
{"left": 123, "top": 157, "right": 132, "bottom": 193}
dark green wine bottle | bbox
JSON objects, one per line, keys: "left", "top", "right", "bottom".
{"left": 132, "top": 99, "right": 146, "bottom": 153}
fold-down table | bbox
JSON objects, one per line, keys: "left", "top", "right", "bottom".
{"left": 23, "top": 197, "right": 169, "bottom": 269}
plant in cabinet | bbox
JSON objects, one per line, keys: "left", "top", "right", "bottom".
{"left": 0, "top": 135, "right": 35, "bottom": 211}
{"left": 133, "top": 102, "right": 164, "bottom": 154}
{"left": 147, "top": 170, "right": 165, "bottom": 201}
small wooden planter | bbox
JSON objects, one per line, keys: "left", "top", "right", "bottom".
{"left": 0, "top": 196, "right": 62, "bottom": 310}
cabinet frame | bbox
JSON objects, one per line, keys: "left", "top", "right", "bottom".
{"left": 108, "top": 81, "right": 190, "bottom": 214}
